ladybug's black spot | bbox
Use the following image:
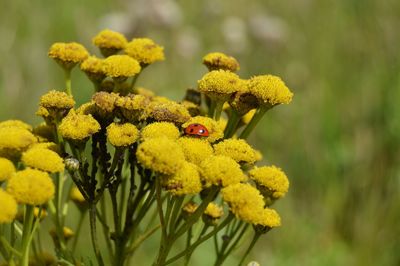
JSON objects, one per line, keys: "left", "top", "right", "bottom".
{"left": 189, "top": 128, "right": 194, "bottom": 133}
{"left": 193, "top": 124, "right": 200, "bottom": 127}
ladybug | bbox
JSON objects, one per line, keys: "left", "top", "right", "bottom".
{"left": 184, "top": 123, "right": 209, "bottom": 137}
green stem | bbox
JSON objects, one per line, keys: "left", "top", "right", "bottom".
{"left": 20, "top": 205, "right": 35, "bottom": 266}
{"left": 71, "top": 211, "right": 86, "bottom": 254}
{"left": 130, "top": 71, "right": 142, "bottom": 91}
{"left": 214, "top": 101, "right": 225, "bottom": 121}
{"left": 215, "top": 223, "right": 249, "bottom": 266}
{"left": 55, "top": 172, "right": 67, "bottom": 251}
{"left": 127, "top": 224, "right": 161, "bottom": 254}
{"left": 237, "top": 232, "right": 261, "bottom": 266}
{"left": 239, "top": 106, "right": 270, "bottom": 139}
{"left": 64, "top": 69, "right": 72, "bottom": 96}
{"left": 89, "top": 204, "right": 105, "bottom": 266}
{"left": 208, "top": 100, "right": 217, "bottom": 118}
{"left": 224, "top": 110, "right": 241, "bottom": 138}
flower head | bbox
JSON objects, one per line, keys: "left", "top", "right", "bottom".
{"left": 200, "top": 155, "right": 246, "bottom": 187}
{"left": 115, "top": 94, "right": 149, "bottom": 121}
{"left": 162, "top": 162, "right": 202, "bottom": 196}
{"left": 242, "top": 109, "right": 256, "bottom": 124}
{"left": 80, "top": 56, "right": 106, "bottom": 83}
{"left": 202, "top": 52, "right": 240, "bottom": 72}
{"left": 92, "top": 91, "right": 119, "bottom": 113}
{"left": 141, "top": 122, "right": 180, "bottom": 140}
{"left": 70, "top": 186, "right": 86, "bottom": 204}
{"left": 125, "top": 38, "right": 165, "bottom": 65}
{"left": 249, "top": 166, "right": 289, "bottom": 199}
{"left": 39, "top": 90, "right": 75, "bottom": 110}
{"left": 103, "top": 55, "right": 141, "bottom": 81}
{"left": 149, "top": 100, "right": 191, "bottom": 125}
{"left": 48, "top": 42, "right": 89, "bottom": 69}
{"left": 182, "top": 116, "right": 224, "bottom": 143}
{"left": 248, "top": 75, "right": 293, "bottom": 106}
{"left": 213, "top": 139, "right": 259, "bottom": 164}
{"left": 0, "top": 189, "right": 17, "bottom": 223}
{"left": 136, "top": 138, "right": 185, "bottom": 175}
{"left": 92, "top": 29, "right": 128, "bottom": 57}
{"left": 0, "top": 157, "right": 16, "bottom": 182}
{"left": 7, "top": 168, "right": 55, "bottom": 205}
{"left": 0, "top": 127, "right": 37, "bottom": 159}
{"left": 22, "top": 148, "right": 64, "bottom": 173}
{"left": 0, "top": 120, "right": 32, "bottom": 131}
{"left": 107, "top": 122, "right": 139, "bottom": 147}
{"left": 253, "top": 208, "right": 281, "bottom": 229}
{"left": 59, "top": 110, "right": 100, "bottom": 141}
{"left": 177, "top": 137, "right": 213, "bottom": 165}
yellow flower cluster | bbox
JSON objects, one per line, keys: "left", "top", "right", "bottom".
{"left": 149, "top": 101, "right": 191, "bottom": 125}
{"left": 116, "top": 94, "right": 149, "bottom": 121}
{"left": 80, "top": 56, "right": 106, "bottom": 82}
{"left": 200, "top": 155, "right": 246, "bottom": 187}
{"left": 7, "top": 168, "right": 55, "bottom": 205}
{"left": 48, "top": 42, "right": 89, "bottom": 69}
{"left": 102, "top": 55, "right": 141, "bottom": 80}
{"left": 248, "top": 75, "right": 293, "bottom": 106}
{"left": 59, "top": 110, "right": 100, "bottom": 140}
{"left": 249, "top": 166, "right": 289, "bottom": 199}
{"left": 202, "top": 52, "right": 240, "bottom": 72}
{"left": 162, "top": 162, "right": 202, "bottom": 196}
{"left": 92, "top": 29, "right": 128, "bottom": 51}
{"left": 182, "top": 116, "right": 224, "bottom": 143}
{"left": 21, "top": 148, "right": 64, "bottom": 173}
{"left": 204, "top": 202, "right": 224, "bottom": 219}
{"left": 125, "top": 38, "right": 165, "bottom": 65}
{"left": 141, "top": 122, "right": 180, "bottom": 140}
{"left": 39, "top": 90, "right": 75, "bottom": 110}
{"left": 92, "top": 92, "right": 119, "bottom": 113}
{"left": 198, "top": 70, "right": 246, "bottom": 100}
{"left": 0, "top": 126, "right": 37, "bottom": 158}
{"left": 0, "top": 157, "right": 16, "bottom": 181}
{"left": 214, "top": 139, "right": 259, "bottom": 164}
{"left": 0, "top": 189, "right": 17, "bottom": 223}
{"left": 136, "top": 138, "right": 185, "bottom": 175}
{"left": 0, "top": 120, "right": 32, "bottom": 131}
{"left": 106, "top": 122, "right": 139, "bottom": 147}
{"left": 177, "top": 137, "right": 213, "bottom": 166}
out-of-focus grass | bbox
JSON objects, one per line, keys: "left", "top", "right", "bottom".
{"left": 1, "top": 0, "right": 400, "bottom": 265}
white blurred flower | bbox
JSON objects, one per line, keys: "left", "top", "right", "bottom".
{"left": 221, "top": 16, "right": 248, "bottom": 53}
{"left": 247, "top": 261, "right": 261, "bottom": 266}
{"left": 175, "top": 28, "right": 201, "bottom": 59}
{"left": 248, "top": 14, "right": 288, "bottom": 43}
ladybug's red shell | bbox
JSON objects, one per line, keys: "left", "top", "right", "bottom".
{"left": 184, "top": 123, "right": 209, "bottom": 137}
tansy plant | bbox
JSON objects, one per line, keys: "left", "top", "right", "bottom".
{"left": 0, "top": 29, "right": 293, "bottom": 266}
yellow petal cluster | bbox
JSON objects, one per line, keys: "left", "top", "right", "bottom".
{"left": 202, "top": 52, "right": 240, "bottom": 72}
{"left": 249, "top": 166, "right": 289, "bottom": 199}
{"left": 198, "top": 70, "right": 246, "bottom": 98}
{"left": 253, "top": 208, "right": 281, "bottom": 228}
{"left": 22, "top": 148, "right": 64, "bottom": 173}
{"left": 200, "top": 155, "right": 246, "bottom": 187}
{"left": 30, "top": 142, "right": 60, "bottom": 154}
{"left": 141, "top": 122, "right": 180, "bottom": 140}
{"left": 80, "top": 56, "right": 106, "bottom": 82}
{"left": 213, "top": 139, "right": 259, "bottom": 164}
{"left": 59, "top": 110, "right": 100, "bottom": 140}
{"left": 125, "top": 38, "right": 165, "bottom": 65}
{"left": 0, "top": 127, "right": 37, "bottom": 156}
{"left": 242, "top": 109, "right": 256, "bottom": 124}
{"left": 204, "top": 202, "right": 224, "bottom": 219}
{"left": 103, "top": 55, "right": 141, "bottom": 79}
{"left": 70, "top": 186, "right": 86, "bottom": 203}
{"left": 0, "top": 157, "right": 16, "bottom": 181}
{"left": 92, "top": 29, "right": 128, "bottom": 50}
{"left": 7, "top": 168, "right": 55, "bottom": 205}
{"left": 0, "top": 120, "right": 32, "bottom": 131}
{"left": 115, "top": 94, "right": 149, "bottom": 121}
{"left": 177, "top": 137, "right": 213, "bottom": 165}
{"left": 248, "top": 75, "right": 293, "bottom": 106}
{"left": 39, "top": 90, "right": 75, "bottom": 110}
{"left": 149, "top": 101, "right": 191, "bottom": 125}
{"left": 136, "top": 138, "right": 185, "bottom": 175}
{"left": 0, "top": 189, "right": 17, "bottom": 223}
{"left": 48, "top": 42, "right": 89, "bottom": 64}
{"left": 107, "top": 122, "right": 139, "bottom": 147}
{"left": 92, "top": 92, "right": 119, "bottom": 113}
{"left": 182, "top": 116, "right": 224, "bottom": 143}
{"left": 162, "top": 162, "right": 202, "bottom": 196}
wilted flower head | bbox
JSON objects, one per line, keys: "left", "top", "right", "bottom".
{"left": 149, "top": 100, "right": 191, "bottom": 125}
{"left": 92, "top": 91, "right": 119, "bottom": 114}
{"left": 107, "top": 122, "right": 139, "bottom": 147}
{"left": 125, "top": 38, "right": 165, "bottom": 66}
{"left": 92, "top": 29, "right": 128, "bottom": 57}
{"left": 48, "top": 42, "right": 89, "bottom": 70}
{"left": 202, "top": 52, "right": 240, "bottom": 72}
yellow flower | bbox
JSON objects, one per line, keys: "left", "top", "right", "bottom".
{"left": 50, "top": 226, "right": 75, "bottom": 241}
{"left": 0, "top": 120, "right": 32, "bottom": 131}
{"left": 202, "top": 52, "right": 240, "bottom": 72}
{"left": 136, "top": 138, "right": 185, "bottom": 175}
{"left": 115, "top": 94, "right": 149, "bottom": 121}
{"left": 204, "top": 202, "right": 224, "bottom": 219}
{"left": 249, "top": 166, "right": 289, "bottom": 199}
{"left": 102, "top": 55, "right": 141, "bottom": 80}
{"left": 70, "top": 186, "right": 85, "bottom": 203}
{"left": 76, "top": 101, "right": 96, "bottom": 116}
{"left": 48, "top": 42, "right": 89, "bottom": 69}
{"left": 125, "top": 38, "right": 165, "bottom": 65}
{"left": 107, "top": 122, "right": 139, "bottom": 147}
{"left": 242, "top": 109, "right": 256, "bottom": 124}
{"left": 182, "top": 116, "right": 224, "bottom": 143}
{"left": 0, "top": 157, "right": 16, "bottom": 182}
{"left": 200, "top": 155, "right": 246, "bottom": 187}
{"left": 248, "top": 75, "right": 293, "bottom": 106}
{"left": 0, "top": 127, "right": 37, "bottom": 159}
{"left": 92, "top": 29, "right": 128, "bottom": 57}
{"left": 198, "top": 70, "right": 246, "bottom": 101}
{"left": 22, "top": 148, "right": 64, "bottom": 173}
{"left": 149, "top": 100, "right": 191, "bottom": 125}
{"left": 92, "top": 91, "right": 119, "bottom": 113}
{"left": 162, "top": 162, "right": 202, "bottom": 196}
{"left": 80, "top": 56, "right": 106, "bottom": 83}
{"left": 7, "top": 168, "right": 55, "bottom": 205}
{"left": 182, "top": 202, "right": 198, "bottom": 219}
{"left": 0, "top": 189, "right": 17, "bottom": 223}
{"left": 134, "top": 87, "right": 155, "bottom": 98}
{"left": 253, "top": 208, "right": 281, "bottom": 228}
{"left": 29, "top": 142, "right": 61, "bottom": 154}
{"left": 33, "top": 207, "right": 48, "bottom": 220}
{"left": 213, "top": 139, "right": 259, "bottom": 164}
{"left": 59, "top": 110, "right": 100, "bottom": 141}
{"left": 40, "top": 90, "right": 75, "bottom": 110}
{"left": 141, "top": 122, "right": 180, "bottom": 141}
{"left": 177, "top": 137, "right": 213, "bottom": 165}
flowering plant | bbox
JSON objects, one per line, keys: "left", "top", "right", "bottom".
{"left": 0, "top": 29, "right": 293, "bottom": 266}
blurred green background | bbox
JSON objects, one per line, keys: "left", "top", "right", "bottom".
{"left": 1, "top": 0, "right": 400, "bottom": 265}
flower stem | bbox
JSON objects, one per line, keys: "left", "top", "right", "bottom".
{"left": 20, "top": 205, "right": 35, "bottom": 266}
{"left": 208, "top": 100, "right": 217, "bottom": 118}
{"left": 71, "top": 211, "right": 86, "bottom": 254}
{"left": 239, "top": 105, "right": 270, "bottom": 139}
{"left": 89, "top": 203, "right": 105, "bottom": 266}
{"left": 64, "top": 69, "right": 72, "bottom": 96}
{"left": 237, "top": 232, "right": 261, "bottom": 266}
{"left": 224, "top": 110, "right": 241, "bottom": 138}
{"left": 214, "top": 100, "right": 224, "bottom": 121}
